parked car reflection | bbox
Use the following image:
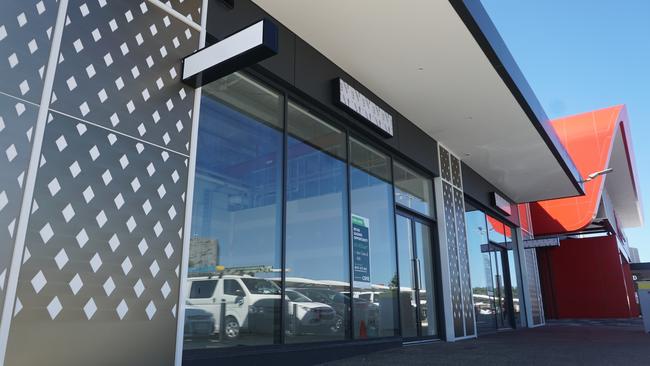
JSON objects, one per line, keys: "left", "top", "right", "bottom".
{"left": 185, "top": 275, "right": 282, "bottom": 345}
{"left": 184, "top": 305, "right": 215, "bottom": 337}
{"left": 290, "top": 287, "right": 379, "bottom": 335}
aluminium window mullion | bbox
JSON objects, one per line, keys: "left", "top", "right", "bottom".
{"left": 279, "top": 92, "right": 288, "bottom": 345}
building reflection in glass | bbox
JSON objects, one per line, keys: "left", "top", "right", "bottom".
{"left": 184, "top": 73, "right": 284, "bottom": 349}
{"left": 465, "top": 202, "right": 521, "bottom": 333}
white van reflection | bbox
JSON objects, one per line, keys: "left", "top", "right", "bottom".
{"left": 186, "top": 275, "right": 337, "bottom": 340}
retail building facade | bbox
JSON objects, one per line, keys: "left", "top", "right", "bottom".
{"left": 0, "top": 0, "right": 640, "bottom": 365}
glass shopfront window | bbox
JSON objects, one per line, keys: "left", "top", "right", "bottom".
{"left": 465, "top": 202, "right": 496, "bottom": 334}
{"left": 285, "top": 101, "right": 350, "bottom": 343}
{"left": 349, "top": 137, "right": 399, "bottom": 338}
{"left": 504, "top": 226, "right": 521, "bottom": 326}
{"left": 184, "top": 72, "right": 441, "bottom": 355}
{"left": 185, "top": 73, "right": 284, "bottom": 349}
{"left": 393, "top": 162, "right": 434, "bottom": 218}
{"left": 465, "top": 200, "right": 522, "bottom": 333}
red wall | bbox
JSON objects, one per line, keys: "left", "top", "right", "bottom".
{"left": 537, "top": 235, "right": 639, "bottom": 319}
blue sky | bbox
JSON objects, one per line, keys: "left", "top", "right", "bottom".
{"left": 481, "top": 0, "right": 650, "bottom": 261}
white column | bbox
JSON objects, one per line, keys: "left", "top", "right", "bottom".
{"left": 434, "top": 176, "right": 456, "bottom": 341}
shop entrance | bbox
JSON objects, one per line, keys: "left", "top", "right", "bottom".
{"left": 396, "top": 212, "right": 439, "bottom": 340}
{"left": 483, "top": 243, "right": 516, "bottom": 330}
{"left": 465, "top": 201, "right": 521, "bottom": 335}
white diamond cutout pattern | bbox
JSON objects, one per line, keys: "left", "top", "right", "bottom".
{"left": 131, "top": 177, "right": 140, "bottom": 192}
{"left": 69, "top": 273, "right": 83, "bottom": 295}
{"left": 83, "top": 186, "right": 94, "bottom": 203}
{"left": 164, "top": 242, "right": 173, "bottom": 258}
{"left": 114, "top": 193, "right": 124, "bottom": 209}
{"left": 84, "top": 298, "right": 97, "bottom": 319}
{"left": 96, "top": 210, "right": 107, "bottom": 228}
{"left": 102, "top": 169, "right": 112, "bottom": 185}
{"left": 146, "top": 301, "right": 156, "bottom": 320}
{"left": 108, "top": 234, "right": 120, "bottom": 252}
{"left": 149, "top": 260, "right": 159, "bottom": 277}
{"left": 119, "top": 154, "right": 129, "bottom": 169}
{"left": 14, "top": 298, "right": 23, "bottom": 317}
{"left": 39, "top": 223, "right": 54, "bottom": 244}
{"left": 138, "top": 238, "right": 148, "bottom": 255}
{"left": 47, "top": 296, "right": 63, "bottom": 319}
{"left": 116, "top": 299, "right": 128, "bottom": 320}
{"left": 142, "top": 200, "right": 152, "bottom": 215}
{"left": 133, "top": 279, "right": 144, "bottom": 298}
{"left": 126, "top": 216, "right": 136, "bottom": 233}
{"left": 154, "top": 222, "right": 163, "bottom": 238}
{"left": 157, "top": 184, "right": 166, "bottom": 198}
{"left": 0, "top": 191, "right": 6, "bottom": 212}
{"left": 61, "top": 204, "right": 75, "bottom": 222}
{"left": 76, "top": 228, "right": 89, "bottom": 248}
{"left": 5, "top": 144, "right": 13, "bottom": 163}
{"left": 161, "top": 282, "right": 171, "bottom": 299}
{"left": 47, "top": 178, "right": 61, "bottom": 196}
{"left": 54, "top": 248, "right": 69, "bottom": 270}
{"left": 90, "top": 253, "right": 102, "bottom": 272}
{"left": 31, "top": 270, "right": 47, "bottom": 294}
{"left": 103, "top": 276, "right": 115, "bottom": 296}
{"left": 89, "top": 145, "right": 100, "bottom": 161}
{"left": 55, "top": 135, "right": 67, "bottom": 151}
{"left": 121, "top": 257, "right": 132, "bottom": 275}
{"left": 69, "top": 161, "right": 81, "bottom": 177}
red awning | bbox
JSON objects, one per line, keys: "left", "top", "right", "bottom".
{"left": 530, "top": 105, "right": 642, "bottom": 235}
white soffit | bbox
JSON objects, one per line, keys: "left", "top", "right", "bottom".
{"left": 605, "top": 128, "right": 643, "bottom": 228}
{"left": 252, "top": 0, "right": 581, "bottom": 202}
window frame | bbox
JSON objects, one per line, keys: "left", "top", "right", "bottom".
{"left": 184, "top": 68, "right": 444, "bottom": 357}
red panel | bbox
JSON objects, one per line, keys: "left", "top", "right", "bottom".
{"left": 622, "top": 258, "right": 641, "bottom": 317}
{"left": 531, "top": 106, "right": 623, "bottom": 235}
{"left": 518, "top": 203, "right": 532, "bottom": 234}
{"left": 487, "top": 215, "right": 506, "bottom": 236}
{"left": 540, "top": 235, "right": 636, "bottom": 319}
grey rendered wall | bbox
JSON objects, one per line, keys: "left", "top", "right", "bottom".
{"left": 0, "top": 1, "right": 205, "bottom": 365}
{"left": 0, "top": 0, "right": 61, "bottom": 354}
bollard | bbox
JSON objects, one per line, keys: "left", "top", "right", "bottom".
{"left": 293, "top": 303, "right": 298, "bottom": 335}
{"left": 219, "top": 299, "right": 227, "bottom": 341}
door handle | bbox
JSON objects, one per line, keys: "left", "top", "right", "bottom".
{"left": 411, "top": 259, "right": 418, "bottom": 287}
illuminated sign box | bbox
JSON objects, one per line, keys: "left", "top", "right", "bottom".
{"left": 334, "top": 78, "right": 394, "bottom": 137}
{"left": 491, "top": 191, "right": 512, "bottom": 216}
{"left": 182, "top": 19, "right": 278, "bottom": 88}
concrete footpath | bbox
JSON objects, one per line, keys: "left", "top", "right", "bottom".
{"left": 319, "top": 319, "right": 650, "bottom": 366}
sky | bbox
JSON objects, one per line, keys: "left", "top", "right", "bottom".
{"left": 481, "top": 0, "right": 650, "bottom": 261}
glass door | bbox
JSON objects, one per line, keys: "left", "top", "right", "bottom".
{"left": 490, "top": 244, "right": 516, "bottom": 329}
{"left": 490, "top": 247, "right": 507, "bottom": 329}
{"left": 396, "top": 212, "right": 438, "bottom": 339}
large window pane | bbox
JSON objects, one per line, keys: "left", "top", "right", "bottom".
{"left": 285, "top": 101, "right": 350, "bottom": 343}
{"left": 465, "top": 202, "right": 497, "bottom": 334}
{"left": 505, "top": 226, "right": 522, "bottom": 326}
{"left": 349, "top": 138, "right": 398, "bottom": 338}
{"left": 184, "top": 73, "right": 283, "bottom": 350}
{"left": 396, "top": 215, "right": 417, "bottom": 338}
{"left": 415, "top": 221, "right": 437, "bottom": 337}
{"left": 393, "top": 162, "right": 434, "bottom": 217}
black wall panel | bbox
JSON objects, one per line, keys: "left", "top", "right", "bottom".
{"left": 206, "top": 0, "right": 295, "bottom": 86}
{"left": 462, "top": 161, "right": 519, "bottom": 226}
{"left": 395, "top": 114, "right": 437, "bottom": 174}
{"left": 206, "top": 0, "right": 439, "bottom": 176}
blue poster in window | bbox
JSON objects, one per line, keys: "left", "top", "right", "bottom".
{"left": 352, "top": 214, "right": 371, "bottom": 284}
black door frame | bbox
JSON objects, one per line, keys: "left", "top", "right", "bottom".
{"left": 395, "top": 207, "right": 442, "bottom": 341}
